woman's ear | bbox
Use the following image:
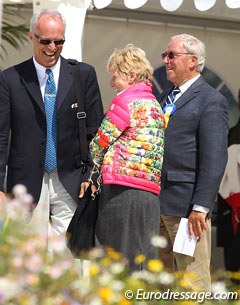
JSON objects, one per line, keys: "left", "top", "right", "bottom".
{"left": 128, "top": 71, "right": 137, "bottom": 84}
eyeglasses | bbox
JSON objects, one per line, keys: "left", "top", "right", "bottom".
{"left": 34, "top": 33, "right": 65, "bottom": 46}
{"left": 161, "top": 51, "right": 192, "bottom": 60}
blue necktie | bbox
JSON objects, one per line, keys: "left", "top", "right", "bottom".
{"left": 44, "top": 69, "right": 57, "bottom": 173}
{"left": 166, "top": 87, "right": 180, "bottom": 104}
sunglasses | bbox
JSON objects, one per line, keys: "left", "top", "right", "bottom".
{"left": 34, "top": 33, "right": 65, "bottom": 46}
{"left": 161, "top": 51, "right": 192, "bottom": 60}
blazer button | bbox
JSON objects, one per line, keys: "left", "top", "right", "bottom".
{"left": 42, "top": 138, "right": 46, "bottom": 144}
{"left": 40, "top": 161, "right": 44, "bottom": 167}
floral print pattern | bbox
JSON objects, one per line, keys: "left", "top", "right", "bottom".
{"left": 90, "top": 83, "right": 165, "bottom": 195}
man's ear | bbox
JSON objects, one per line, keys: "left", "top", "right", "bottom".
{"left": 189, "top": 55, "right": 198, "bottom": 71}
{"left": 28, "top": 32, "right": 33, "bottom": 42}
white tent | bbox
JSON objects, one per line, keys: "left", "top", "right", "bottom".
{"left": 1, "top": 0, "right": 240, "bottom": 61}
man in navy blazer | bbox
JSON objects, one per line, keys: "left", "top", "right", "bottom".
{"left": 158, "top": 34, "right": 228, "bottom": 291}
{"left": 0, "top": 9, "right": 103, "bottom": 244}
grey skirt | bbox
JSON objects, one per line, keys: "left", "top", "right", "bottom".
{"left": 96, "top": 184, "right": 160, "bottom": 271}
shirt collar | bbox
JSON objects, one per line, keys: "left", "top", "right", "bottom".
{"left": 33, "top": 57, "right": 61, "bottom": 87}
{"left": 179, "top": 74, "right": 201, "bottom": 94}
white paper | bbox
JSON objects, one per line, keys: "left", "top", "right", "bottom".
{"left": 173, "top": 218, "right": 197, "bottom": 257}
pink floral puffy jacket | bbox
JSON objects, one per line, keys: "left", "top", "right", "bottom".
{"left": 90, "top": 83, "right": 165, "bottom": 195}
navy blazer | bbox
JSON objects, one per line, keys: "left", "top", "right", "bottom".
{"left": 0, "top": 56, "right": 104, "bottom": 203}
{"left": 159, "top": 76, "right": 228, "bottom": 217}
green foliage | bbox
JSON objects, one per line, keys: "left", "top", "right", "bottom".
{"left": 1, "top": 5, "right": 29, "bottom": 60}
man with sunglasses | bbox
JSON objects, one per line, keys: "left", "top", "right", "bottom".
{"left": 157, "top": 34, "right": 228, "bottom": 291}
{"left": 0, "top": 9, "right": 103, "bottom": 249}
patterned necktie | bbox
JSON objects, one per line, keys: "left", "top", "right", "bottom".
{"left": 163, "top": 87, "right": 180, "bottom": 128}
{"left": 166, "top": 87, "right": 180, "bottom": 104}
{"left": 44, "top": 69, "right": 57, "bottom": 173}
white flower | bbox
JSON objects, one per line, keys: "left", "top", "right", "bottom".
{"left": 89, "top": 297, "right": 103, "bottom": 305}
{"left": 98, "top": 272, "right": 113, "bottom": 285}
{"left": 0, "top": 277, "right": 22, "bottom": 300}
{"left": 109, "top": 262, "right": 125, "bottom": 274}
{"left": 12, "top": 184, "right": 27, "bottom": 197}
{"left": 12, "top": 256, "right": 24, "bottom": 268}
{"left": 110, "top": 280, "right": 125, "bottom": 291}
{"left": 158, "top": 271, "right": 174, "bottom": 285}
{"left": 131, "top": 270, "right": 156, "bottom": 283}
{"left": 89, "top": 247, "right": 105, "bottom": 260}
{"left": 151, "top": 235, "right": 168, "bottom": 248}
{"left": 211, "top": 281, "right": 227, "bottom": 293}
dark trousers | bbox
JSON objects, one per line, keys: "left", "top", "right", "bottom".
{"left": 224, "top": 233, "right": 240, "bottom": 271}
{"left": 96, "top": 184, "right": 160, "bottom": 271}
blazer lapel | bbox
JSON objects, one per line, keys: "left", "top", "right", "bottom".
{"left": 19, "top": 58, "right": 45, "bottom": 114}
{"left": 159, "top": 87, "right": 173, "bottom": 108}
{"left": 175, "top": 76, "right": 203, "bottom": 111}
{"left": 57, "top": 57, "right": 73, "bottom": 110}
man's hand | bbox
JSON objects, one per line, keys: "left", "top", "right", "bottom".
{"left": 188, "top": 211, "right": 208, "bottom": 239}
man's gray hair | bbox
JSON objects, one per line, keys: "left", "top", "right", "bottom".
{"left": 171, "top": 33, "right": 206, "bottom": 72}
{"left": 30, "top": 9, "right": 66, "bottom": 33}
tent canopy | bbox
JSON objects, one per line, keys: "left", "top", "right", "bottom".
{"left": 2, "top": 0, "right": 240, "bottom": 60}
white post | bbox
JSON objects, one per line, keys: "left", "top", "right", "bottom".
{"left": 32, "top": 0, "right": 91, "bottom": 61}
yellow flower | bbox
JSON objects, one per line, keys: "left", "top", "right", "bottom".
{"left": 125, "top": 277, "right": 146, "bottom": 293}
{"left": 178, "top": 301, "right": 199, "bottom": 305}
{"left": 106, "top": 247, "right": 122, "bottom": 261}
{"left": 147, "top": 259, "right": 163, "bottom": 273}
{"left": 18, "top": 293, "right": 32, "bottom": 305}
{"left": 89, "top": 263, "right": 100, "bottom": 276}
{"left": 174, "top": 270, "right": 187, "bottom": 279}
{"left": 0, "top": 243, "right": 11, "bottom": 254}
{"left": 101, "top": 257, "right": 112, "bottom": 267}
{"left": 119, "top": 295, "right": 132, "bottom": 305}
{"left": 175, "top": 271, "right": 196, "bottom": 289}
{"left": 134, "top": 254, "right": 146, "bottom": 265}
{"left": 231, "top": 271, "right": 240, "bottom": 280}
{"left": 144, "top": 157, "right": 153, "bottom": 165}
{"left": 179, "top": 279, "right": 191, "bottom": 289}
{"left": 97, "top": 286, "right": 114, "bottom": 304}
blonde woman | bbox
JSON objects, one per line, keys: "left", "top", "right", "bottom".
{"left": 90, "top": 45, "right": 165, "bottom": 271}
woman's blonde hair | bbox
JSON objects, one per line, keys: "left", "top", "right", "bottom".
{"left": 107, "top": 44, "right": 153, "bottom": 82}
